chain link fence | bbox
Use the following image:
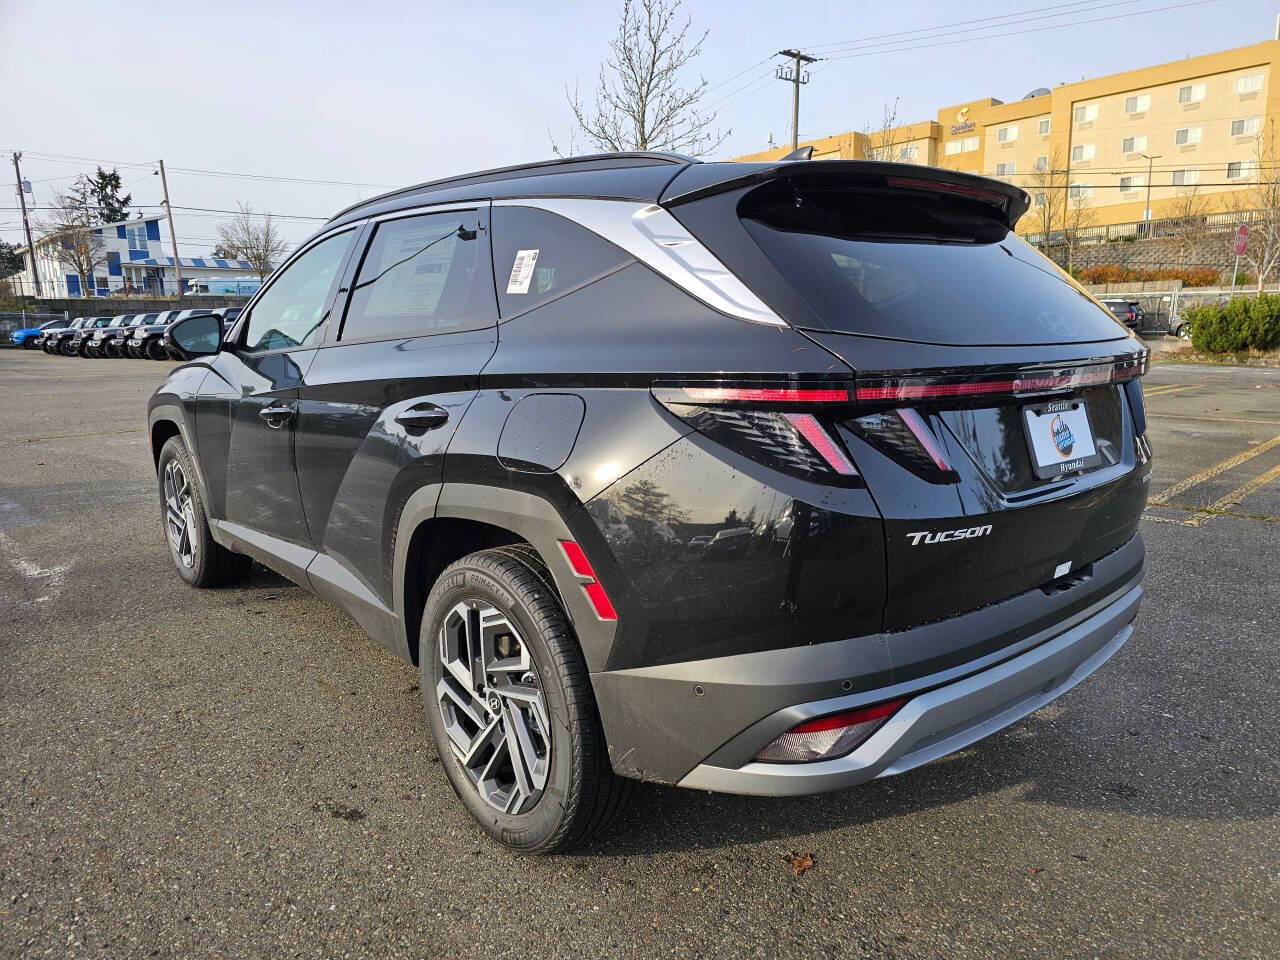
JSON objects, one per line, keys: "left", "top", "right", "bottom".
{"left": 0, "top": 310, "right": 71, "bottom": 344}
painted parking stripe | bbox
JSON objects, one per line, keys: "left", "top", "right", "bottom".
{"left": 1149, "top": 433, "right": 1280, "bottom": 505}
{"left": 1149, "top": 413, "right": 1280, "bottom": 426}
{"left": 1142, "top": 383, "right": 1203, "bottom": 398}
{"left": 1184, "top": 461, "right": 1280, "bottom": 526}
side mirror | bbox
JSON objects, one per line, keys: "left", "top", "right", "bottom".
{"left": 165, "top": 312, "right": 223, "bottom": 359}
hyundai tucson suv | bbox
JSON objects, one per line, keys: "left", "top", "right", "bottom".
{"left": 148, "top": 153, "right": 1151, "bottom": 853}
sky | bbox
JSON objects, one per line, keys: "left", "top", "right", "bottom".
{"left": 2, "top": 0, "right": 1276, "bottom": 256}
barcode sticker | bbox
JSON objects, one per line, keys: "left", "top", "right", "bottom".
{"left": 506, "top": 249, "right": 540, "bottom": 294}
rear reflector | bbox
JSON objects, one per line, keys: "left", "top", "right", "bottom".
{"left": 669, "top": 386, "right": 849, "bottom": 404}
{"left": 755, "top": 698, "right": 906, "bottom": 763}
{"left": 558, "top": 540, "right": 617, "bottom": 621}
{"left": 895, "top": 407, "right": 952, "bottom": 472}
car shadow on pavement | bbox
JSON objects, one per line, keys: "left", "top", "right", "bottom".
{"left": 576, "top": 715, "right": 1278, "bottom": 856}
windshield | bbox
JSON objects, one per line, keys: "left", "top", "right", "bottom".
{"left": 738, "top": 179, "right": 1127, "bottom": 346}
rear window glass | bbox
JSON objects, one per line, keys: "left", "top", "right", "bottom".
{"left": 340, "top": 210, "right": 493, "bottom": 340}
{"left": 738, "top": 180, "right": 1126, "bottom": 346}
{"left": 491, "top": 206, "right": 630, "bottom": 318}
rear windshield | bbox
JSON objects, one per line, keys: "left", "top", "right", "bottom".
{"left": 738, "top": 179, "right": 1127, "bottom": 346}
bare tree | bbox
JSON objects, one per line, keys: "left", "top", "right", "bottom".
{"left": 1226, "top": 119, "right": 1280, "bottom": 291}
{"left": 560, "top": 0, "right": 726, "bottom": 156}
{"left": 862, "top": 98, "right": 903, "bottom": 162}
{"left": 1062, "top": 189, "right": 1099, "bottom": 273}
{"left": 38, "top": 188, "right": 109, "bottom": 296}
{"left": 1022, "top": 148, "right": 1069, "bottom": 257}
{"left": 215, "top": 203, "right": 287, "bottom": 281}
{"left": 1158, "top": 184, "right": 1210, "bottom": 268}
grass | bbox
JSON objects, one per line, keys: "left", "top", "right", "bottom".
{"left": 1149, "top": 342, "right": 1280, "bottom": 367}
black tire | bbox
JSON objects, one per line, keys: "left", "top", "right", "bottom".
{"left": 420, "top": 545, "right": 631, "bottom": 853}
{"left": 146, "top": 338, "right": 168, "bottom": 361}
{"left": 156, "top": 435, "right": 251, "bottom": 587}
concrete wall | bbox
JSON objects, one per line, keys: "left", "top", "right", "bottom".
{"left": 3, "top": 295, "right": 252, "bottom": 318}
{"left": 1044, "top": 230, "right": 1241, "bottom": 274}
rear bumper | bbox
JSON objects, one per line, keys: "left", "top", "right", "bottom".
{"left": 593, "top": 533, "right": 1142, "bottom": 788}
{"left": 677, "top": 579, "right": 1138, "bottom": 795}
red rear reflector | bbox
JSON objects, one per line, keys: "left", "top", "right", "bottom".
{"left": 680, "top": 386, "right": 848, "bottom": 404}
{"left": 790, "top": 698, "right": 906, "bottom": 733}
{"left": 782, "top": 413, "right": 858, "bottom": 475}
{"left": 558, "top": 540, "right": 617, "bottom": 620}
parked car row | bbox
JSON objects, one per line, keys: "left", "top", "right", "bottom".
{"left": 15, "top": 308, "right": 240, "bottom": 359}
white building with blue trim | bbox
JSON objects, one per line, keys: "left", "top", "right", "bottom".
{"left": 14, "top": 215, "right": 265, "bottom": 298}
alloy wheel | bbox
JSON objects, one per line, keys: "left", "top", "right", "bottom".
{"left": 162, "top": 459, "right": 198, "bottom": 569}
{"left": 436, "top": 601, "right": 551, "bottom": 814}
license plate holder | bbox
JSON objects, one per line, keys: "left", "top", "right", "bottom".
{"left": 1022, "top": 399, "right": 1102, "bottom": 479}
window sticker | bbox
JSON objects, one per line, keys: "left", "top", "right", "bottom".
{"left": 507, "top": 249, "right": 540, "bottom": 294}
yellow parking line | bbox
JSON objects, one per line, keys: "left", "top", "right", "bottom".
{"left": 1186, "top": 461, "right": 1280, "bottom": 526}
{"left": 1143, "top": 383, "right": 1202, "bottom": 398}
{"left": 1149, "top": 433, "right": 1280, "bottom": 505}
{"left": 1149, "top": 413, "right": 1280, "bottom": 426}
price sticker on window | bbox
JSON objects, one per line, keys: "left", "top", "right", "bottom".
{"left": 506, "top": 249, "right": 540, "bottom": 294}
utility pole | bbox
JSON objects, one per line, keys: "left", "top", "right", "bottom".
{"left": 11, "top": 152, "right": 41, "bottom": 297}
{"left": 1141, "top": 153, "right": 1161, "bottom": 238}
{"left": 776, "top": 49, "right": 817, "bottom": 152}
{"left": 156, "top": 159, "right": 183, "bottom": 297}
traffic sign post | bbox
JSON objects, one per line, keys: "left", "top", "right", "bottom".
{"left": 1231, "top": 224, "right": 1249, "bottom": 297}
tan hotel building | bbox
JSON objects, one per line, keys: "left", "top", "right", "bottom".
{"left": 734, "top": 31, "right": 1280, "bottom": 234}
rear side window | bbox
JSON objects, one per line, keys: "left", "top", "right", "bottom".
{"left": 491, "top": 206, "right": 630, "bottom": 318}
{"left": 737, "top": 178, "right": 1126, "bottom": 346}
{"left": 340, "top": 210, "right": 492, "bottom": 341}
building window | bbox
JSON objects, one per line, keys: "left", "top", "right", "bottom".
{"left": 1234, "top": 73, "right": 1264, "bottom": 94}
{"left": 898, "top": 144, "right": 918, "bottom": 162}
{"left": 996, "top": 124, "right": 1018, "bottom": 143}
{"left": 1171, "top": 169, "right": 1199, "bottom": 186}
{"left": 1118, "top": 176, "right": 1144, "bottom": 193}
{"left": 1178, "top": 82, "right": 1207, "bottom": 103}
{"left": 126, "top": 225, "right": 148, "bottom": 253}
{"left": 1121, "top": 135, "right": 1148, "bottom": 153}
{"left": 1070, "top": 143, "right": 1095, "bottom": 162}
{"left": 1231, "top": 116, "right": 1261, "bottom": 137}
{"left": 1033, "top": 192, "right": 1047, "bottom": 208}
{"left": 1174, "top": 126, "right": 1202, "bottom": 146}
{"left": 1038, "top": 118, "right": 1051, "bottom": 135}
{"left": 1227, "top": 161, "right": 1256, "bottom": 179}
{"left": 1068, "top": 183, "right": 1091, "bottom": 201}
{"left": 1035, "top": 155, "right": 1049, "bottom": 171}
{"left": 995, "top": 161, "right": 1015, "bottom": 176}
{"left": 944, "top": 136, "right": 979, "bottom": 155}
{"left": 1072, "top": 103, "right": 1099, "bottom": 123}
{"left": 1124, "top": 94, "right": 1151, "bottom": 113}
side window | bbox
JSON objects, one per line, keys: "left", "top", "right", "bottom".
{"left": 242, "top": 230, "right": 353, "bottom": 352}
{"left": 340, "top": 210, "right": 493, "bottom": 341}
{"left": 491, "top": 206, "right": 631, "bottom": 317}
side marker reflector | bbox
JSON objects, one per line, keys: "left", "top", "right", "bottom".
{"left": 558, "top": 540, "right": 618, "bottom": 621}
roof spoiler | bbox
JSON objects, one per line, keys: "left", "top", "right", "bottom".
{"left": 660, "top": 160, "right": 1031, "bottom": 229}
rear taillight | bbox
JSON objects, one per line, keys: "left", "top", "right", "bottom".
{"left": 652, "top": 382, "right": 860, "bottom": 483}
{"left": 755, "top": 698, "right": 906, "bottom": 763}
{"left": 854, "top": 354, "right": 1147, "bottom": 403}
{"left": 847, "top": 408, "right": 956, "bottom": 482}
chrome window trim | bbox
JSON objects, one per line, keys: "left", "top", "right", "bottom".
{"left": 492, "top": 197, "right": 787, "bottom": 327}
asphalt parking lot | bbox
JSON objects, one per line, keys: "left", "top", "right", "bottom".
{"left": 1, "top": 350, "right": 1276, "bottom": 959}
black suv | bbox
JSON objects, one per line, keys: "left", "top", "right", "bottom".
{"left": 1099, "top": 298, "right": 1144, "bottom": 330}
{"left": 148, "top": 154, "right": 1151, "bottom": 852}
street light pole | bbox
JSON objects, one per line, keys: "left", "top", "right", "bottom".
{"left": 1141, "top": 153, "right": 1161, "bottom": 237}
{"left": 776, "top": 49, "right": 817, "bottom": 152}
{"left": 11, "top": 152, "right": 41, "bottom": 297}
{"left": 156, "top": 159, "right": 183, "bottom": 297}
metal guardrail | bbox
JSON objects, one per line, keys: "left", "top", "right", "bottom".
{"left": 1026, "top": 208, "right": 1266, "bottom": 247}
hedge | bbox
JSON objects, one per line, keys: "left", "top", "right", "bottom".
{"left": 1072, "top": 264, "right": 1225, "bottom": 287}
{"left": 1183, "top": 294, "right": 1280, "bottom": 352}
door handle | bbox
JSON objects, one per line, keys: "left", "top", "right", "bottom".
{"left": 395, "top": 404, "right": 449, "bottom": 431}
{"left": 259, "top": 403, "right": 294, "bottom": 427}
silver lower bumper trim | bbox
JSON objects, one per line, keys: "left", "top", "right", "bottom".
{"left": 676, "top": 582, "right": 1140, "bottom": 796}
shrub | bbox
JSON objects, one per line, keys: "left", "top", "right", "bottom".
{"left": 1187, "top": 295, "right": 1280, "bottom": 352}
{"left": 1074, "top": 264, "right": 1223, "bottom": 287}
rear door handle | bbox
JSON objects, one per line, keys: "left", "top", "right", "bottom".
{"left": 395, "top": 404, "right": 449, "bottom": 431}
{"left": 259, "top": 403, "right": 295, "bottom": 427}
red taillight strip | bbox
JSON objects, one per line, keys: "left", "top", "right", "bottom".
{"left": 558, "top": 540, "right": 617, "bottom": 621}
{"left": 781, "top": 413, "right": 858, "bottom": 475}
{"left": 791, "top": 698, "right": 906, "bottom": 734}
{"left": 855, "top": 357, "right": 1146, "bottom": 402}
{"left": 895, "top": 408, "right": 952, "bottom": 472}
{"left": 679, "top": 386, "right": 849, "bottom": 404}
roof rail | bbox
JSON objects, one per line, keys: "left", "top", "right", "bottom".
{"left": 327, "top": 151, "right": 696, "bottom": 223}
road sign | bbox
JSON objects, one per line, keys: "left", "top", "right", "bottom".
{"left": 1235, "top": 224, "right": 1249, "bottom": 256}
